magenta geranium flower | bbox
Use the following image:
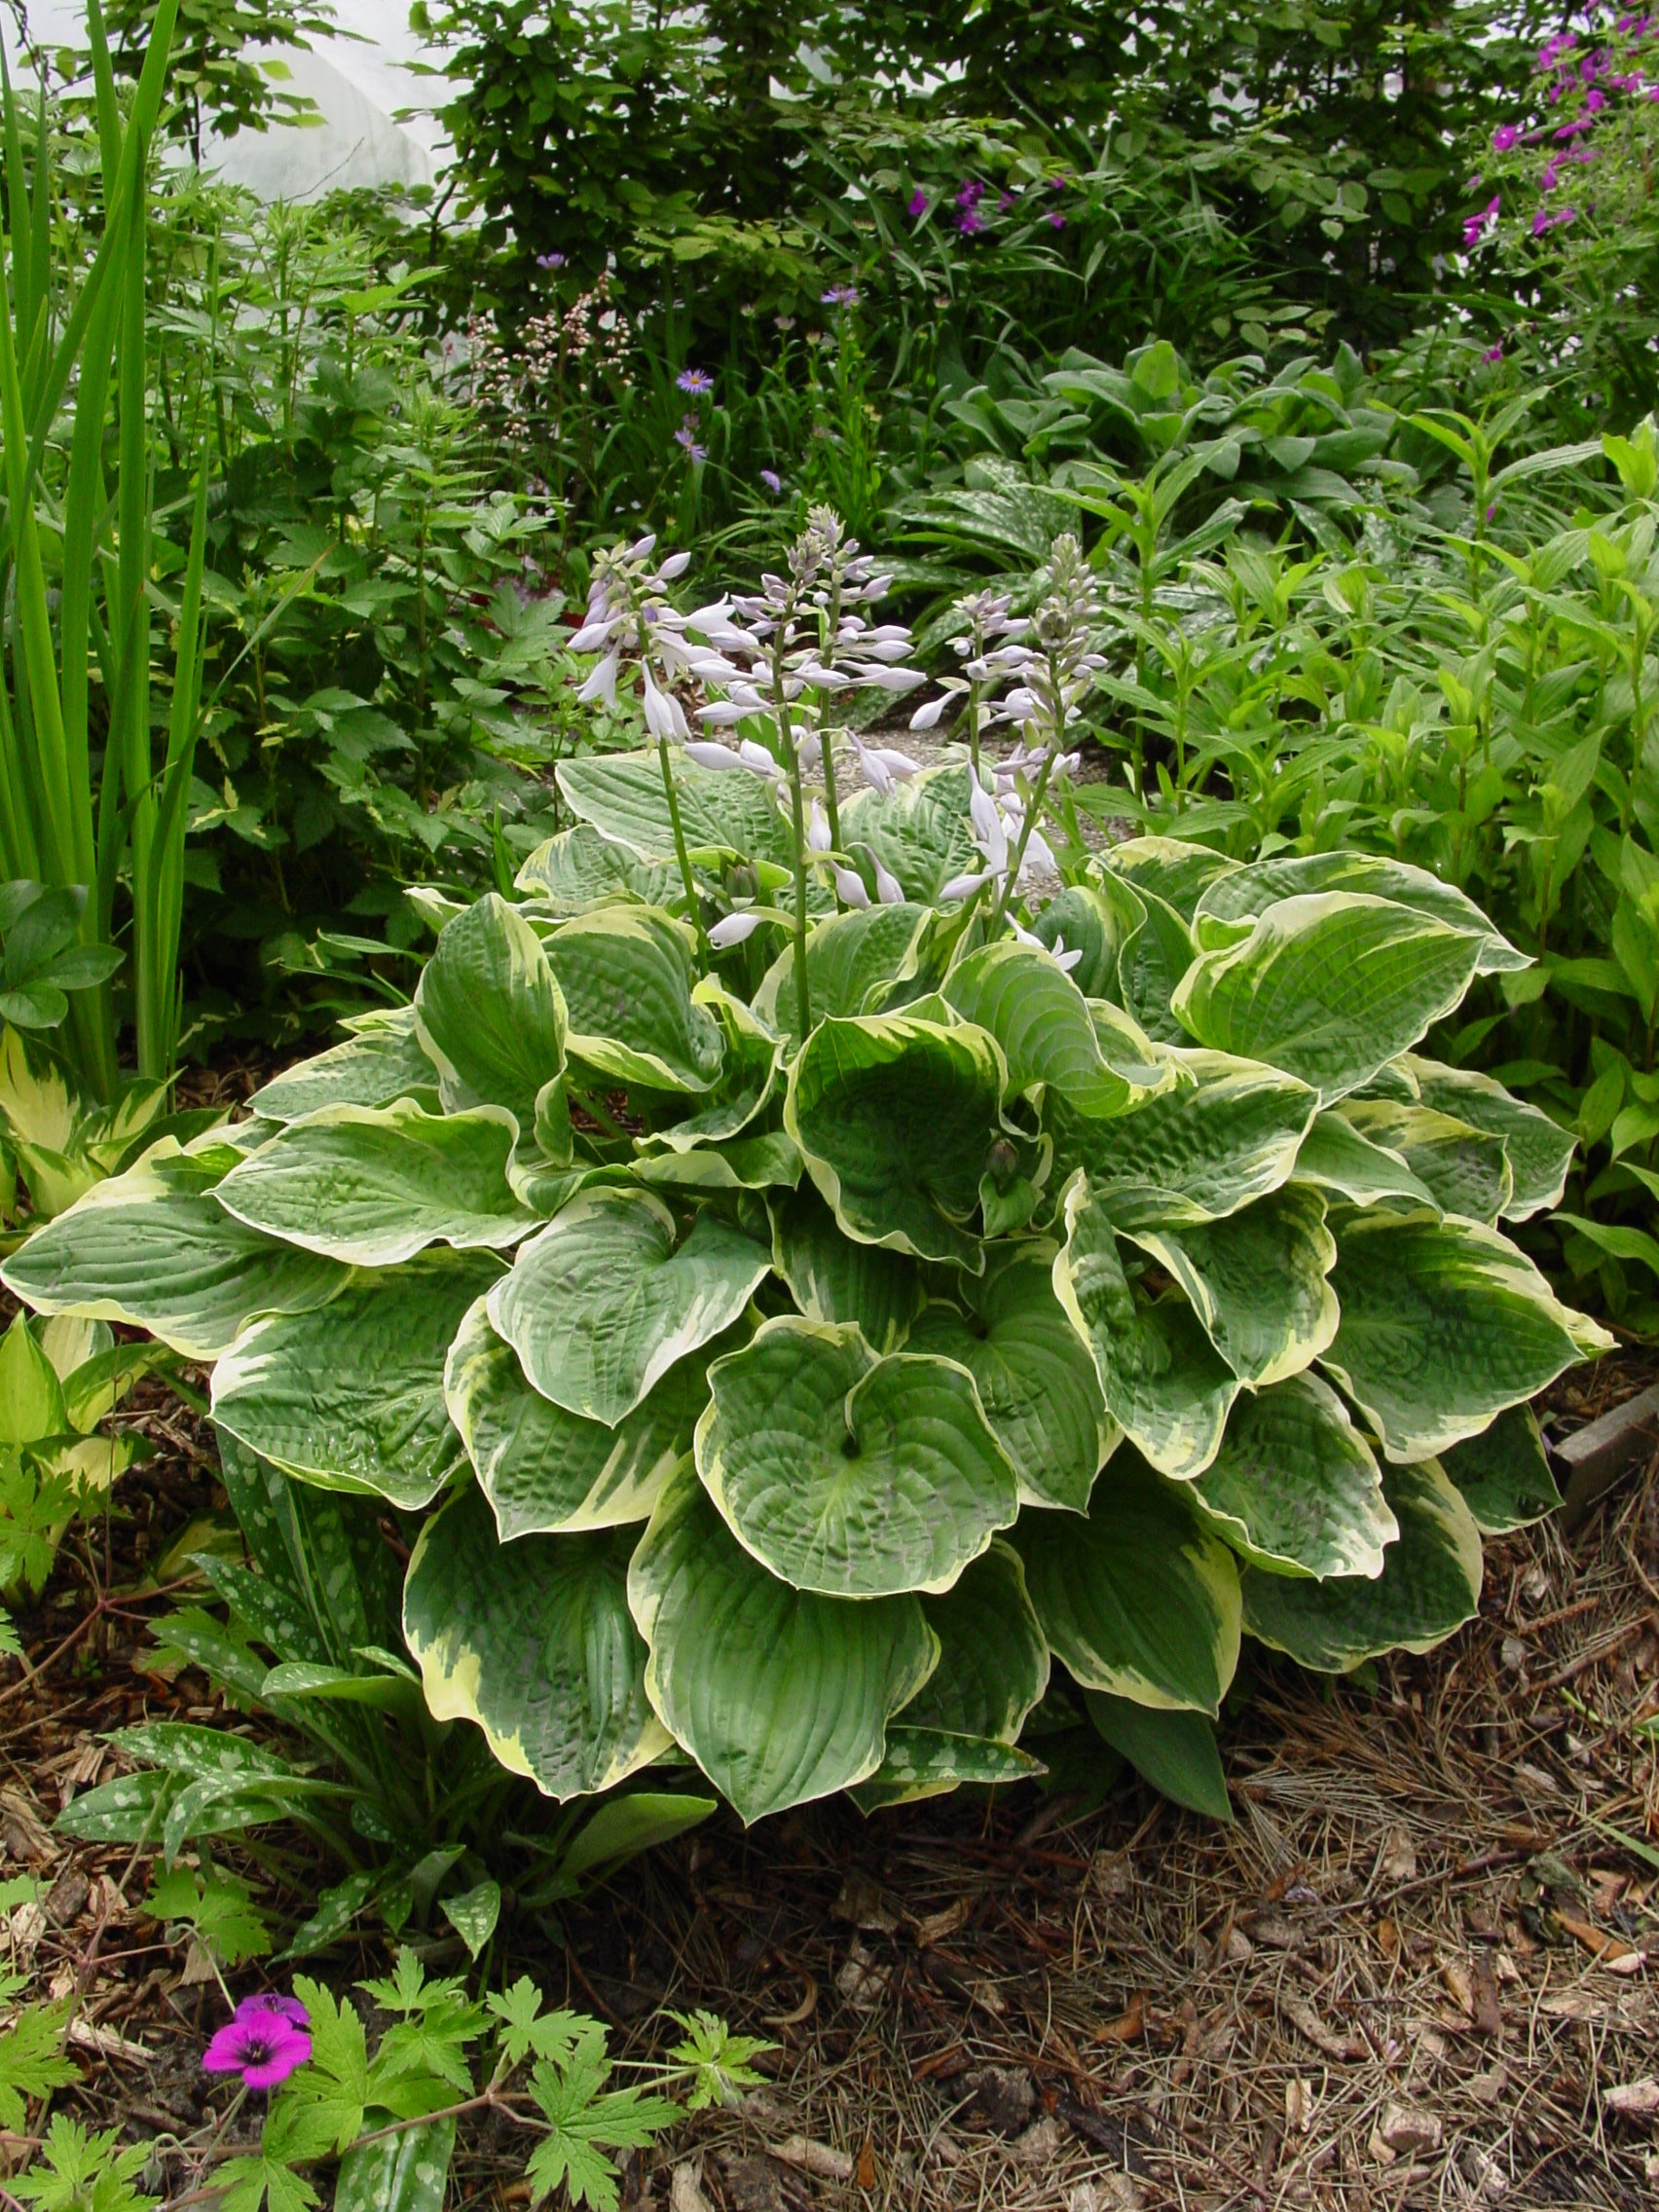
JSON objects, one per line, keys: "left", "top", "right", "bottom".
{"left": 906, "top": 189, "right": 928, "bottom": 216}
{"left": 1493, "top": 124, "right": 1520, "bottom": 150}
{"left": 203, "top": 1993, "right": 312, "bottom": 2090}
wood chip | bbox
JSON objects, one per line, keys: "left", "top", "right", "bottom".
{"left": 1603, "top": 2078, "right": 1659, "bottom": 2121}
{"left": 1378, "top": 2100, "right": 1442, "bottom": 2157}
{"left": 1277, "top": 1991, "right": 1369, "bottom": 2062}
{"left": 1090, "top": 1990, "right": 1145, "bottom": 2044}
{"left": 913, "top": 1899, "right": 970, "bottom": 1949}
{"left": 767, "top": 2136, "right": 854, "bottom": 2183}
{"left": 1554, "top": 1908, "right": 1646, "bottom": 1972}
{"left": 65, "top": 2017, "right": 151, "bottom": 2064}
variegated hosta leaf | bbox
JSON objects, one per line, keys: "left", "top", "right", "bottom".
{"left": 514, "top": 821, "right": 680, "bottom": 915}
{"left": 1322, "top": 1213, "right": 1612, "bottom": 1462}
{"left": 212, "top": 1256, "right": 498, "bottom": 1508}
{"left": 247, "top": 1008, "right": 439, "bottom": 1124}
{"left": 1103, "top": 836, "right": 1244, "bottom": 922}
{"left": 1086, "top": 1693, "right": 1232, "bottom": 1823}
{"left": 412, "top": 893, "right": 568, "bottom": 1133}
{"left": 548, "top": 907, "right": 725, "bottom": 1092}
{"left": 838, "top": 762, "right": 982, "bottom": 903}
{"left": 632, "top": 1132, "right": 801, "bottom": 1194}
{"left": 847, "top": 1727, "right": 1045, "bottom": 1814}
{"left": 1292, "top": 1110, "right": 1438, "bottom": 1212}
{"left": 627, "top": 1461, "right": 938, "bottom": 1824}
{"left": 785, "top": 1013, "right": 1009, "bottom": 1268}
{"left": 768, "top": 1183, "right": 923, "bottom": 1352}
{"left": 1171, "top": 893, "right": 1485, "bottom": 1106}
{"left": 1338, "top": 1100, "right": 1511, "bottom": 1227}
{"left": 1189, "top": 1373, "right": 1397, "bottom": 1579}
{"left": 906, "top": 1248, "right": 1113, "bottom": 1511}
{"left": 1028, "top": 879, "right": 1143, "bottom": 1002}
{"left": 488, "top": 1188, "right": 770, "bottom": 1425}
{"left": 403, "top": 1485, "right": 668, "bottom": 1798}
{"left": 1438, "top": 1404, "right": 1562, "bottom": 1532}
{"left": 1125, "top": 1185, "right": 1338, "bottom": 1388}
{"left": 754, "top": 903, "right": 934, "bottom": 1047}
{"left": 1241, "top": 1458, "right": 1484, "bottom": 1670}
{"left": 1192, "top": 851, "right": 1529, "bottom": 975}
{"left": 1053, "top": 1174, "right": 1239, "bottom": 1480}
{"left": 213, "top": 1101, "right": 540, "bottom": 1268}
{"left": 941, "top": 941, "right": 1159, "bottom": 1119}
{"left": 902, "top": 1540, "right": 1050, "bottom": 1741}
{"left": 1390, "top": 1054, "right": 1577, "bottom": 1221}
{"left": 0, "top": 1143, "right": 345, "bottom": 1359}
{"left": 444, "top": 1297, "right": 729, "bottom": 1538}
{"left": 1114, "top": 880, "right": 1195, "bottom": 1043}
{"left": 1014, "top": 1450, "right": 1242, "bottom": 1714}
{"left": 1052, "top": 1048, "right": 1317, "bottom": 1232}
{"left": 694, "top": 1317, "right": 1018, "bottom": 1597}
{"left": 557, "top": 751, "right": 795, "bottom": 869}
{"left": 635, "top": 980, "right": 779, "bottom": 1151}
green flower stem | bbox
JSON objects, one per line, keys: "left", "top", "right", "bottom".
{"left": 987, "top": 744, "right": 1060, "bottom": 940}
{"left": 771, "top": 642, "right": 815, "bottom": 1037}
{"left": 656, "top": 733, "right": 709, "bottom": 958}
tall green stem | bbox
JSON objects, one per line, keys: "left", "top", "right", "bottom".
{"left": 987, "top": 727, "right": 1060, "bottom": 939}
{"left": 655, "top": 734, "right": 708, "bottom": 956}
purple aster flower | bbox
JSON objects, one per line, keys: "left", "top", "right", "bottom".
{"left": 674, "top": 424, "right": 708, "bottom": 461}
{"left": 203, "top": 1996, "right": 312, "bottom": 2090}
{"left": 1493, "top": 124, "right": 1520, "bottom": 151}
{"left": 907, "top": 189, "right": 928, "bottom": 216}
{"left": 676, "top": 368, "right": 714, "bottom": 395}
{"left": 535, "top": 251, "right": 567, "bottom": 270}
{"left": 821, "top": 285, "right": 860, "bottom": 307}
{"left": 1483, "top": 343, "right": 1504, "bottom": 362}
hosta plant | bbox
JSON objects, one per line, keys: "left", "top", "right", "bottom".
{"left": 3, "top": 527, "right": 1608, "bottom": 1826}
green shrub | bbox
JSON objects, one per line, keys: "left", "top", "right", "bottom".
{"left": 4, "top": 525, "right": 1607, "bottom": 1825}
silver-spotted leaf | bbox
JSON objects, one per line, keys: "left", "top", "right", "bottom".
{"left": 847, "top": 1727, "right": 1045, "bottom": 1813}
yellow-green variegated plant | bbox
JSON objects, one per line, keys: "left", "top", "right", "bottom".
{"left": 1, "top": 538, "right": 1609, "bottom": 1830}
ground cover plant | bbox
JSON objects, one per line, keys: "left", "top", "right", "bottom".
{"left": 3, "top": 519, "right": 1612, "bottom": 1848}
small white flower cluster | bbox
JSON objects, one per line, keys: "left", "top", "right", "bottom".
{"left": 457, "top": 275, "right": 632, "bottom": 450}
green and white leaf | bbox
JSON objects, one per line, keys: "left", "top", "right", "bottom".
{"left": 445, "top": 1298, "right": 728, "bottom": 1538}
{"left": 902, "top": 1540, "right": 1050, "bottom": 1741}
{"left": 1104, "top": 836, "right": 1244, "bottom": 922}
{"left": 768, "top": 1183, "right": 922, "bottom": 1351}
{"left": 786, "top": 1013, "right": 1009, "bottom": 1268}
{"left": 1192, "top": 851, "right": 1529, "bottom": 975}
{"left": 1189, "top": 1372, "right": 1396, "bottom": 1578}
{"left": 941, "top": 941, "right": 1159, "bottom": 1118}
{"left": 1321, "top": 1213, "right": 1612, "bottom": 1461}
{"left": 1241, "top": 1457, "right": 1483, "bottom": 1670}
{"left": 212, "top": 1257, "right": 498, "bottom": 1508}
{"left": 838, "top": 763, "right": 983, "bottom": 903}
{"left": 1292, "top": 1110, "right": 1439, "bottom": 1211}
{"left": 635, "top": 980, "right": 779, "bottom": 1149}
{"left": 413, "top": 893, "right": 567, "bottom": 1129}
{"left": 548, "top": 907, "right": 725, "bottom": 1093}
{"left": 1438, "top": 1404, "right": 1562, "bottom": 1531}
{"left": 404, "top": 1486, "right": 669, "bottom": 1799}
{"left": 1053, "top": 1174, "right": 1239, "bottom": 1480}
{"left": 847, "top": 1727, "right": 1044, "bottom": 1813}
{"left": 905, "top": 1248, "right": 1112, "bottom": 1510}
{"left": 1339, "top": 1100, "right": 1511, "bottom": 1226}
{"left": 695, "top": 1317, "right": 1018, "bottom": 1597}
{"left": 488, "top": 1189, "right": 769, "bottom": 1424}
{"left": 631, "top": 1132, "right": 800, "bottom": 1194}
{"left": 1391, "top": 1055, "right": 1577, "bottom": 1221}
{"left": 1029, "top": 877, "right": 1146, "bottom": 1002}
{"left": 754, "top": 903, "right": 933, "bottom": 1047}
{"left": 248, "top": 1010, "right": 439, "bottom": 1124}
{"left": 628, "top": 1462, "right": 937, "bottom": 1824}
{"left": 515, "top": 822, "right": 680, "bottom": 915}
{"left": 1171, "top": 893, "right": 1485, "bottom": 1105}
{"left": 1014, "top": 1451, "right": 1241, "bottom": 1714}
{"left": 557, "top": 752, "right": 795, "bottom": 869}
{"left": 1114, "top": 880, "right": 1197, "bottom": 1042}
{"left": 1125, "top": 1185, "right": 1338, "bottom": 1387}
{"left": 214, "top": 1101, "right": 540, "bottom": 1267}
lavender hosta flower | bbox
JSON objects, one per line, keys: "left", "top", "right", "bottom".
{"left": 677, "top": 368, "right": 715, "bottom": 394}
{"left": 685, "top": 740, "right": 747, "bottom": 772}
{"left": 940, "top": 868, "right": 993, "bottom": 902}
{"left": 1045, "top": 212, "right": 1066, "bottom": 229}
{"left": 709, "top": 910, "right": 764, "bottom": 948}
{"left": 808, "top": 801, "right": 832, "bottom": 853}
{"left": 642, "top": 666, "right": 690, "bottom": 743}
{"left": 821, "top": 285, "right": 860, "bottom": 307}
{"left": 871, "top": 855, "right": 904, "bottom": 906}
{"left": 203, "top": 1995, "right": 312, "bottom": 2091}
{"left": 577, "top": 649, "right": 621, "bottom": 710}
{"left": 535, "top": 250, "right": 567, "bottom": 270}
{"left": 831, "top": 865, "right": 871, "bottom": 910}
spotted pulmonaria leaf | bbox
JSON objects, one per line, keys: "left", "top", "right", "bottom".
{"left": 403, "top": 1484, "right": 668, "bottom": 1799}
{"left": 628, "top": 1462, "right": 938, "bottom": 1824}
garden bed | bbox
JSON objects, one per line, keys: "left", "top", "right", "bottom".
{"left": 1, "top": 1363, "right": 1654, "bottom": 2212}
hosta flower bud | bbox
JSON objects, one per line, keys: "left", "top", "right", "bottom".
{"left": 832, "top": 866, "right": 872, "bottom": 909}
{"left": 685, "top": 741, "right": 745, "bottom": 770}
{"left": 709, "top": 910, "right": 764, "bottom": 947}
{"left": 873, "top": 858, "right": 904, "bottom": 905}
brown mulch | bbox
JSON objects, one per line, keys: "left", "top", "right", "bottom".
{"left": 0, "top": 1377, "right": 1656, "bottom": 2212}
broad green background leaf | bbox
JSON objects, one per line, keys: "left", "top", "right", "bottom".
{"left": 1193, "top": 852, "right": 1528, "bottom": 975}
{"left": 1015, "top": 1452, "right": 1242, "bottom": 1714}
{"left": 1052, "top": 1048, "right": 1316, "bottom": 1230}
{"left": 1292, "top": 1110, "right": 1438, "bottom": 1211}
{"left": 1394, "top": 1055, "right": 1577, "bottom": 1221}
{"left": 515, "top": 822, "right": 680, "bottom": 915}
{"left": 696, "top": 1318, "right": 1017, "bottom": 1596}
{"left": 404, "top": 1486, "right": 668, "bottom": 1798}
{"left": 248, "top": 1010, "right": 439, "bottom": 1124}
{"left": 413, "top": 894, "right": 567, "bottom": 1129}
{"left": 212, "top": 1258, "right": 498, "bottom": 1508}
{"left": 1127, "top": 1185, "right": 1338, "bottom": 1386}
{"left": 839, "top": 763, "right": 982, "bottom": 903}
{"left": 786, "top": 1013, "right": 1009, "bottom": 1267}
{"left": 549, "top": 906, "right": 726, "bottom": 1093}
{"left": 446, "top": 1297, "right": 726, "bottom": 1537}
{"left": 214, "top": 1102, "right": 538, "bottom": 1267}
{"left": 768, "top": 1184, "right": 922, "bottom": 1352}
{"left": 1086, "top": 1691, "right": 1233, "bottom": 1823}
{"left": 1340, "top": 1100, "right": 1511, "bottom": 1225}
{"left": 489, "top": 1189, "right": 769, "bottom": 1424}
{"left": 1438, "top": 1404, "right": 1562, "bottom": 1531}
{"left": 628, "top": 1463, "right": 937, "bottom": 1823}
{"left": 906, "top": 1249, "right": 1112, "bottom": 1510}
{"left": 1053, "top": 1175, "right": 1238, "bottom": 1479}
{"left": 1105, "top": 836, "right": 1243, "bottom": 920}
{"left": 2, "top": 1145, "right": 344, "bottom": 1358}
{"left": 755, "top": 903, "right": 932, "bottom": 1046}
{"left": 1241, "top": 1458, "right": 1483, "bottom": 1669}
{"left": 557, "top": 752, "right": 794, "bottom": 869}
{"left": 903, "top": 1540, "right": 1050, "bottom": 1741}
{"left": 941, "top": 941, "right": 1156, "bottom": 1118}
{"left": 848, "top": 1726, "right": 1043, "bottom": 1812}
{"left": 1189, "top": 1372, "right": 1396, "bottom": 1578}
{"left": 1172, "top": 893, "right": 1484, "bottom": 1104}
{"left": 1322, "top": 1213, "right": 1611, "bottom": 1461}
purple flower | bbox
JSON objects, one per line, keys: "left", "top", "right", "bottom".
{"left": 759, "top": 468, "right": 782, "bottom": 494}
{"left": 957, "top": 208, "right": 985, "bottom": 235}
{"left": 1486, "top": 502, "right": 1497, "bottom": 522}
{"left": 675, "top": 424, "right": 708, "bottom": 461}
{"left": 906, "top": 189, "right": 928, "bottom": 216}
{"left": 1483, "top": 343, "right": 1504, "bottom": 362}
{"left": 997, "top": 190, "right": 1014, "bottom": 211}
{"left": 203, "top": 1996, "right": 312, "bottom": 2090}
{"left": 1048, "top": 173, "right": 1068, "bottom": 190}
{"left": 1046, "top": 211, "right": 1066, "bottom": 229}
{"left": 1493, "top": 124, "right": 1520, "bottom": 151}
{"left": 955, "top": 179, "right": 985, "bottom": 210}
{"left": 676, "top": 369, "right": 714, "bottom": 395}
{"left": 1586, "top": 86, "right": 1606, "bottom": 109}
{"left": 535, "top": 251, "right": 567, "bottom": 271}
{"left": 821, "top": 285, "right": 860, "bottom": 307}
